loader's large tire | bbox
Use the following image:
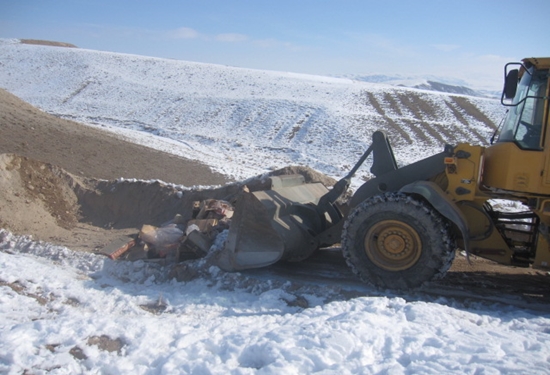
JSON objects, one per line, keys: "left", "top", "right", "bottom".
{"left": 341, "top": 193, "right": 456, "bottom": 290}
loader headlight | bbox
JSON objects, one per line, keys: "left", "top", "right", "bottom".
{"left": 444, "top": 156, "right": 458, "bottom": 174}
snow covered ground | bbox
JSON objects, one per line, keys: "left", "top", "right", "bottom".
{"left": 1, "top": 39, "right": 549, "bottom": 374}
{"left": 2, "top": 230, "right": 550, "bottom": 374}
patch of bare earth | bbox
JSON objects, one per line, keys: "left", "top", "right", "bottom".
{"left": 19, "top": 39, "right": 78, "bottom": 48}
{"left": 0, "top": 88, "right": 229, "bottom": 185}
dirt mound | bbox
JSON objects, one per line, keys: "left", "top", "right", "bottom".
{"left": 267, "top": 166, "right": 337, "bottom": 185}
{"left": 20, "top": 39, "right": 77, "bottom": 48}
{"left": 0, "top": 154, "right": 81, "bottom": 241}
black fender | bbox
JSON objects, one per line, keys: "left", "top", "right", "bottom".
{"left": 349, "top": 151, "right": 449, "bottom": 209}
{"left": 400, "top": 181, "right": 471, "bottom": 256}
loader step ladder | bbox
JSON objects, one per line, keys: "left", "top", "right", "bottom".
{"left": 485, "top": 203, "right": 539, "bottom": 265}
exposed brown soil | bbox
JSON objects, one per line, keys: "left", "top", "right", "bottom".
{"left": 0, "top": 88, "right": 228, "bottom": 185}
{"left": 0, "top": 87, "right": 548, "bottom": 307}
{"left": 20, "top": 39, "right": 78, "bottom": 48}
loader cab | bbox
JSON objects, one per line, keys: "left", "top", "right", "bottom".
{"left": 497, "top": 61, "right": 549, "bottom": 150}
{"left": 481, "top": 58, "right": 550, "bottom": 195}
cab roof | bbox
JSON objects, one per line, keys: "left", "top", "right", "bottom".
{"left": 522, "top": 57, "right": 550, "bottom": 70}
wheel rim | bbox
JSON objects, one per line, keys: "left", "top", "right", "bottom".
{"left": 364, "top": 220, "right": 422, "bottom": 271}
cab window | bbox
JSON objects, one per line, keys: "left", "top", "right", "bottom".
{"left": 498, "top": 68, "right": 548, "bottom": 150}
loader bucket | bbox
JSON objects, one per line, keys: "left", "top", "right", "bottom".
{"left": 215, "top": 175, "right": 332, "bottom": 271}
{"left": 215, "top": 189, "right": 285, "bottom": 271}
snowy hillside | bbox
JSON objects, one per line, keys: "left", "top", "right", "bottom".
{"left": 0, "top": 39, "right": 504, "bottom": 187}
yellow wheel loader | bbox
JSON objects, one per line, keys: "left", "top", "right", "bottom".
{"left": 212, "top": 57, "right": 550, "bottom": 289}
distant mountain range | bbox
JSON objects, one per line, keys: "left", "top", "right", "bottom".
{"left": 336, "top": 74, "right": 501, "bottom": 99}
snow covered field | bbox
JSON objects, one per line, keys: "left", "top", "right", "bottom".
{"left": 1, "top": 39, "right": 549, "bottom": 374}
{"left": 2, "top": 230, "right": 550, "bottom": 374}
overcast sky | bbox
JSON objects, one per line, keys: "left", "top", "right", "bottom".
{"left": 1, "top": 0, "right": 549, "bottom": 90}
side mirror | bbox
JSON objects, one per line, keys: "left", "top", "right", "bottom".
{"left": 504, "top": 69, "right": 519, "bottom": 99}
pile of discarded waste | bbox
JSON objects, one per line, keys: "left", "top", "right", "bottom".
{"left": 103, "top": 198, "right": 234, "bottom": 264}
